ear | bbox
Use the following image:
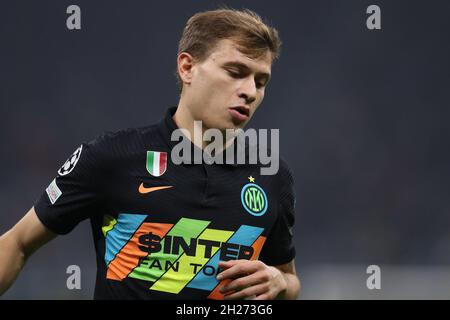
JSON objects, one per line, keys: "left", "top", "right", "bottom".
{"left": 177, "top": 52, "right": 196, "bottom": 85}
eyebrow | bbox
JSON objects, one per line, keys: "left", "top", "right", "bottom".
{"left": 222, "top": 61, "right": 271, "bottom": 82}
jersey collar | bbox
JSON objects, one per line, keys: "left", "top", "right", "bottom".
{"left": 158, "top": 107, "right": 241, "bottom": 167}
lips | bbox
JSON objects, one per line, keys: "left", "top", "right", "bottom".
{"left": 229, "top": 106, "right": 250, "bottom": 121}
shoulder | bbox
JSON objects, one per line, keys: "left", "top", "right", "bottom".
{"left": 277, "top": 156, "right": 294, "bottom": 184}
{"left": 89, "top": 124, "right": 158, "bottom": 146}
{"left": 71, "top": 124, "right": 161, "bottom": 174}
{"left": 271, "top": 156, "right": 295, "bottom": 204}
{"left": 240, "top": 138, "right": 294, "bottom": 185}
{"left": 85, "top": 123, "right": 160, "bottom": 155}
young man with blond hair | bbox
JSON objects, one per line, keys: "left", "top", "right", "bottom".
{"left": 0, "top": 8, "right": 300, "bottom": 300}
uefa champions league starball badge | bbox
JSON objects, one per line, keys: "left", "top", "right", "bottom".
{"left": 58, "top": 145, "right": 83, "bottom": 176}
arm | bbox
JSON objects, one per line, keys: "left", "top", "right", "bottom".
{"left": 217, "top": 258, "right": 300, "bottom": 300}
{"left": 273, "top": 259, "right": 300, "bottom": 300}
{"left": 0, "top": 207, "right": 57, "bottom": 296}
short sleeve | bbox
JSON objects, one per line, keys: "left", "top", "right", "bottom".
{"left": 259, "top": 161, "right": 296, "bottom": 266}
{"left": 34, "top": 137, "right": 107, "bottom": 235}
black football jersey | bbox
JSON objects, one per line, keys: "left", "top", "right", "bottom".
{"left": 35, "top": 107, "right": 296, "bottom": 300}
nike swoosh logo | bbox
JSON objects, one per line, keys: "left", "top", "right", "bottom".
{"left": 138, "top": 183, "right": 173, "bottom": 194}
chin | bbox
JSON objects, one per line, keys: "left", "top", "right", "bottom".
{"left": 231, "top": 119, "right": 247, "bottom": 130}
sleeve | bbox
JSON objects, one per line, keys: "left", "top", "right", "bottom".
{"left": 34, "top": 136, "right": 108, "bottom": 235}
{"left": 259, "top": 160, "right": 297, "bottom": 266}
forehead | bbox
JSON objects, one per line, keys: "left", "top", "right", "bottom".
{"left": 207, "top": 39, "right": 272, "bottom": 74}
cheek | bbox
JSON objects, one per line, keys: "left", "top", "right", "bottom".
{"left": 193, "top": 65, "right": 240, "bottom": 107}
{"left": 205, "top": 77, "right": 238, "bottom": 103}
{"left": 258, "top": 89, "right": 265, "bottom": 100}
{"left": 255, "top": 90, "right": 265, "bottom": 104}
{"left": 194, "top": 67, "right": 226, "bottom": 94}
{"left": 250, "top": 91, "right": 265, "bottom": 113}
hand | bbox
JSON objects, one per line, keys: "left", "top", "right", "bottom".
{"left": 216, "top": 259, "right": 287, "bottom": 300}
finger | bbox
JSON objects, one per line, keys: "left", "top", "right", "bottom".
{"left": 218, "top": 259, "right": 248, "bottom": 269}
{"left": 220, "top": 271, "right": 267, "bottom": 294}
{"left": 253, "top": 293, "right": 273, "bottom": 300}
{"left": 223, "top": 282, "right": 270, "bottom": 300}
{"left": 217, "top": 261, "right": 263, "bottom": 281}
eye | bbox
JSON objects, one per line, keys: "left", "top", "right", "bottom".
{"left": 226, "top": 69, "right": 243, "bottom": 78}
{"left": 256, "top": 80, "right": 268, "bottom": 89}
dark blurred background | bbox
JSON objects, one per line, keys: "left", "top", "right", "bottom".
{"left": 1, "top": 0, "right": 450, "bottom": 299}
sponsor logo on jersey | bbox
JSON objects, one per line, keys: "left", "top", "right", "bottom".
{"left": 138, "top": 183, "right": 173, "bottom": 194}
{"left": 102, "top": 214, "right": 266, "bottom": 299}
{"left": 58, "top": 145, "right": 83, "bottom": 176}
{"left": 146, "top": 151, "right": 168, "bottom": 177}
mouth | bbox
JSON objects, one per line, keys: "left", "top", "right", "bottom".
{"left": 229, "top": 106, "right": 250, "bottom": 122}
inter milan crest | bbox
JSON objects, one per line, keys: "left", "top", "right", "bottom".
{"left": 241, "top": 176, "right": 268, "bottom": 217}
{"left": 146, "top": 151, "right": 168, "bottom": 177}
{"left": 58, "top": 145, "right": 83, "bottom": 176}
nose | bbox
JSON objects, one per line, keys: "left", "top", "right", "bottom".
{"left": 238, "top": 77, "right": 257, "bottom": 105}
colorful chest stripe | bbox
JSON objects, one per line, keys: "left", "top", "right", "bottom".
{"left": 102, "top": 214, "right": 266, "bottom": 298}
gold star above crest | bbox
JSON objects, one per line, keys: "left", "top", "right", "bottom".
{"left": 248, "top": 176, "right": 255, "bottom": 183}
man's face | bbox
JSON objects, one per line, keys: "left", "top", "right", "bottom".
{"left": 184, "top": 39, "right": 272, "bottom": 131}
